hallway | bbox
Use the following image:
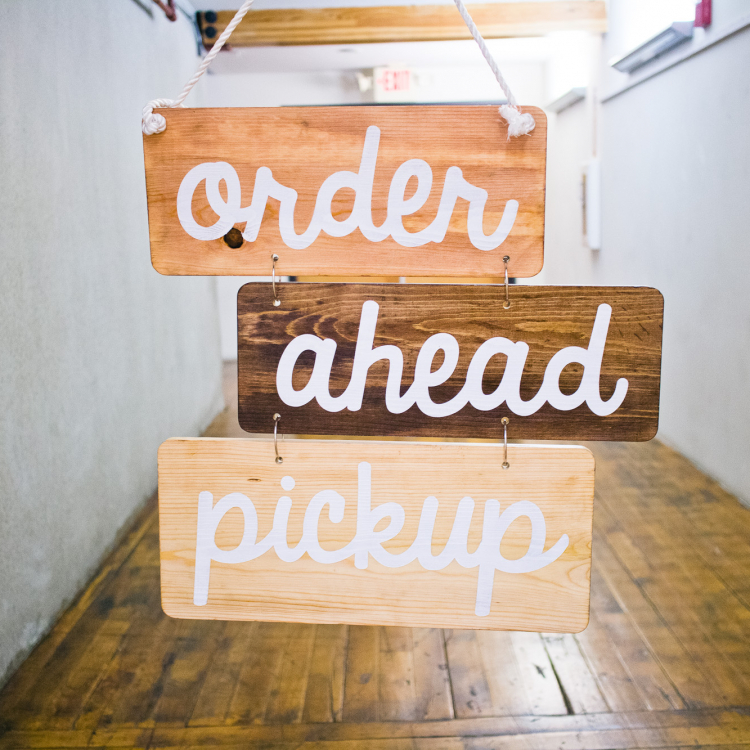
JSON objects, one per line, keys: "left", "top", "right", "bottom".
{"left": 2, "top": 370, "right": 750, "bottom": 749}
{"left": 2, "top": 2, "right": 750, "bottom": 748}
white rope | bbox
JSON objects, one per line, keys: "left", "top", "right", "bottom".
{"left": 143, "top": 0, "right": 533, "bottom": 139}
{"left": 142, "top": 0, "right": 255, "bottom": 135}
{"left": 452, "top": 0, "right": 535, "bottom": 138}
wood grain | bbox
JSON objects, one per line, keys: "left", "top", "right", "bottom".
{"left": 158, "top": 438, "right": 594, "bottom": 632}
{"left": 198, "top": 3, "right": 607, "bottom": 47}
{"left": 237, "top": 283, "right": 663, "bottom": 441}
{"left": 143, "top": 106, "right": 546, "bottom": 277}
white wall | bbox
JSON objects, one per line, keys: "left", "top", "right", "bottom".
{"left": 204, "top": 60, "right": 546, "bottom": 108}
{"left": 541, "top": 2, "right": 750, "bottom": 505}
{"left": 0, "top": 0, "right": 224, "bottom": 686}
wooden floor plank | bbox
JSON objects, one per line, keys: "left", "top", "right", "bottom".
{"left": 302, "top": 624, "right": 349, "bottom": 724}
{"left": 588, "top": 570, "right": 685, "bottom": 711}
{"left": 574, "top": 609, "right": 649, "bottom": 713}
{"left": 473, "top": 631, "right": 532, "bottom": 717}
{"left": 0, "top": 502, "right": 156, "bottom": 723}
{"left": 264, "top": 624, "right": 317, "bottom": 724}
{"left": 22, "top": 558, "right": 151, "bottom": 731}
{"left": 594, "top": 529, "right": 725, "bottom": 708}
{"left": 151, "top": 619, "right": 226, "bottom": 725}
{"left": 595, "top": 475, "right": 750, "bottom": 704}
{"left": 378, "top": 628, "right": 417, "bottom": 722}
{"left": 411, "top": 629, "right": 453, "bottom": 721}
{"left": 638, "top": 568, "right": 750, "bottom": 705}
{"left": 46, "top": 619, "right": 130, "bottom": 728}
{"left": 225, "top": 622, "right": 295, "bottom": 725}
{"left": 101, "top": 615, "right": 184, "bottom": 726}
{"left": 443, "top": 630, "right": 494, "bottom": 718}
{"left": 8, "top": 569, "right": 141, "bottom": 730}
{"left": 509, "top": 633, "right": 568, "bottom": 716}
{"left": 3, "top": 709, "right": 750, "bottom": 748}
{"left": 599, "top": 482, "right": 750, "bottom": 651}
{"left": 73, "top": 566, "right": 165, "bottom": 730}
{"left": 189, "top": 621, "right": 259, "bottom": 726}
{"left": 541, "top": 633, "right": 608, "bottom": 714}
{"left": 343, "top": 626, "right": 381, "bottom": 723}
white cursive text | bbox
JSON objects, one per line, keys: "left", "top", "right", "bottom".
{"left": 176, "top": 126, "right": 519, "bottom": 251}
{"left": 276, "top": 301, "right": 628, "bottom": 418}
{"left": 193, "top": 463, "right": 569, "bottom": 616}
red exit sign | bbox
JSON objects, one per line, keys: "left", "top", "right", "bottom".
{"left": 373, "top": 67, "right": 415, "bottom": 101}
{"left": 376, "top": 68, "right": 411, "bottom": 92}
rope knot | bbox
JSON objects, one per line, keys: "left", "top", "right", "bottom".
{"left": 142, "top": 99, "right": 178, "bottom": 135}
{"left": 499, "top": 105, "right": 536, "bottom": 139}
{"left": 141, "top": 0, "right": 256, "bottom": 135}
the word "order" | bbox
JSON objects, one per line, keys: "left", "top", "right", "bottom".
{"left": 194, "top": 462, "right": 568, "bottom": 616}
{"left": 276, "top": 301, "right": 628, "bottom": 418}
{"left": 176, "top": 126, "right": 519, "bottom": 251}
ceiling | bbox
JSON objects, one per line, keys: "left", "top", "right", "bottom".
{"left": 188, "top": 0, "right": 590, "bottom": 79}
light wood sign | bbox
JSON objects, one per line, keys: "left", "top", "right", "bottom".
{"left": 238, "top": 283, "right": 663, "bottom": 441}
{"left": 142, "top": 106, "right": 546, "bottom": 277}
{"left": 158, "top": 438, "right": 594, "bottom": 631}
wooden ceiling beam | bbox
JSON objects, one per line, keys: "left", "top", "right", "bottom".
{"left": 197, "top": 2, "right": 607, "bottom": 48}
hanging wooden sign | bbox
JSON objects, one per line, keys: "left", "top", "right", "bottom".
{"left": 158, "top": 438, "right": 594, "bottom": 631}
{"left": 237, "top": 283, "right": 663, "bottom": 441}
{"left": 142, "top": 106, "right": 546, "bottom": 277}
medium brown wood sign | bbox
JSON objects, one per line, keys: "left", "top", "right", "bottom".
{"left": 143, "top": 106, "right": 546, "bottom": 277}
{"left": 158, "top": 438, "right": 594, "bottom": 631}
{"left": 238, "top": 283, "right": 663, "bottom": 441}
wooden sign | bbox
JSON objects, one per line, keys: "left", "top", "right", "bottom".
{"left": 158, "top": 438, "right": 594, "bottom": 631}
{"left": 238, "top": 283, "right": 663, "bottom": 441}
{"left": 143, "top": 106, "right": 546, "bottom": 277}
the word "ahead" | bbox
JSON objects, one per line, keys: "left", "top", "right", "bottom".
{"left": 276, "top": 300, "right": 628, "bottom": 419}
{"left": 176, "top": 126, "right": 519, "bottom": 251}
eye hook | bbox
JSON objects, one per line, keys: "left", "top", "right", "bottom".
{"left": 272, "top": 254, "right": 281, "bottom": 307}
{"left": 503, "top": 255, "right": 511, "bottom": 310}
{"left": 273, "top": 413, "right": 283, "bottom": 464}
{"left": 501, "top": 416, "right": 510, "bottom": 469}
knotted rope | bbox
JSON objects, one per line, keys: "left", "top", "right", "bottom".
{"left": 142, "top": 0, "right": 255, "bottom": 135}
{"left": 452, "top": 0, "right": 535, "bottom": 137}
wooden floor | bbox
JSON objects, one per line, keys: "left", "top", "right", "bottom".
{"left": 2, "top": 367, "right": 750, "bottom": 748}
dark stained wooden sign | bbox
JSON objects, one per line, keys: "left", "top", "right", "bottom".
{"left": 143, "top": 106, "right": 546, "bottom": 278}
{"left": 238, "top": 283, "right": 663, "bottom": 441}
